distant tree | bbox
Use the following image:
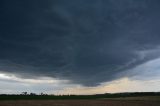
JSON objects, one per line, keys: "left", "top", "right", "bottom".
{"left": 21, "top": 92, "right": 27, "bottom": 95}
{"left": 40, "top": 92, "right": 44, "bottom": 95}
{"left": 40, "top": 92, "right": 48, "bottom": 95}
{"left": 30, "top": 93, "right": 36, "bottom": 95}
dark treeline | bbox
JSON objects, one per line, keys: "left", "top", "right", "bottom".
{"left": 0, "top": 92, "right": 160, "bottom": 100}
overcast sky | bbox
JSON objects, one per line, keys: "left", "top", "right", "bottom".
{"left": 0, "top": 0, "right": 160, "bottom": 94}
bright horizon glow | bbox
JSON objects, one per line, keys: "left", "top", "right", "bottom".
{"left": 60, "top": 78, "right": 160, "bottom": 95}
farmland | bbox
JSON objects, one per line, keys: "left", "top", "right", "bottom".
{"left": 0, "top": 97, "right": 160, "bottom": 106}
{"left": 0, "top": 93, "right": 160, "bottom": 106}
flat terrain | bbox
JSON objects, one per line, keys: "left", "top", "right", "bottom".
{"left": 0, "top": 96, "right": 160, "bottom": 106}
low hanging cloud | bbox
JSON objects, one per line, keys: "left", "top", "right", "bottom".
{"left": 1, "top": 0, "right": 160, "bottom": 86}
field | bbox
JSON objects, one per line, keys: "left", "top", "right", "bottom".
{"left": 0, "top": 93, "right": 160, "bottom": 106}
{"left": 0, "top": 96, "right": 160, "bottom": 106}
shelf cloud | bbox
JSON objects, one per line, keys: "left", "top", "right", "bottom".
{"left": 1, "top": 0, "right": 160, "bottom": 87}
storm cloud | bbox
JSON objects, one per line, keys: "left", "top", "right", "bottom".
{"left": 1, "top": 0, "right": 160, "bottom": 86}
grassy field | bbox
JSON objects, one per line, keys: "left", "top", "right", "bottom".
{"left": 0, "top": 93, "right": 160, "bottom": 106}
{"left": 1, "top": 92, "right": 160, "bottom": 100}
{"left": 0, "top": 96, "right": 160, "bottom": 106}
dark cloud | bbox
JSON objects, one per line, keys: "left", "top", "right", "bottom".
{"left": 1, "top": 0, "right": 160, "bottom": 86}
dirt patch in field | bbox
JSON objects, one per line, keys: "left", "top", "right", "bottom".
{"left": 0, "top": 100, "right": 160, "bottom": 106}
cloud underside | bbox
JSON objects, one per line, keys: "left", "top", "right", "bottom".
{"left": 1, "top": 0, "right": 160, "bottom": 86}
{"left": 0, "top": 57, "right": 159, "bottom": 94}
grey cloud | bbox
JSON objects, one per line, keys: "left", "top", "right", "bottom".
{"left": 1, "top": 0, "right": 160, "bottom": 86}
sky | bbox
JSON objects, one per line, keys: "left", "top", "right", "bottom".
{"left": 0, "top": 0, "right": 160, "bottom": 94}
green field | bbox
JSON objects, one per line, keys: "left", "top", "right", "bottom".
{"left": 0, "top": 93, "right": 160, "bottom": 106}
{"left": 0, "top": 92, "right": 160, "bottom": 100}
